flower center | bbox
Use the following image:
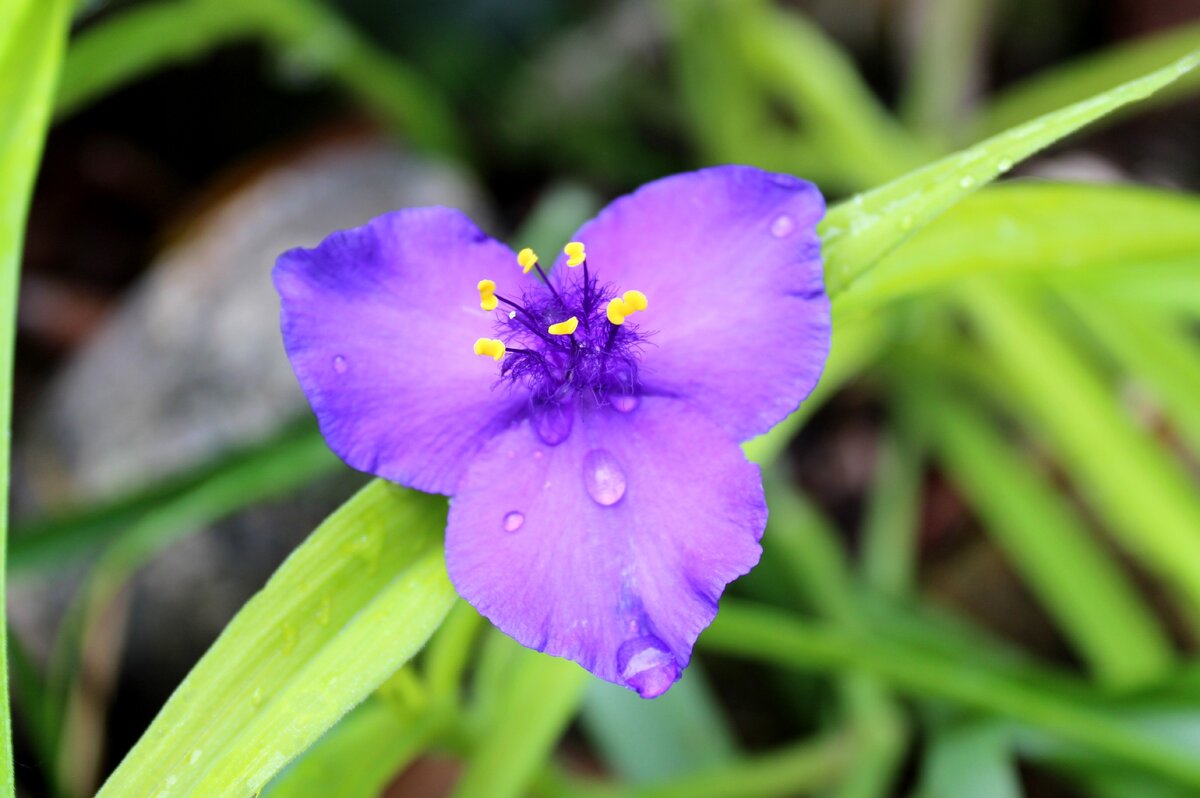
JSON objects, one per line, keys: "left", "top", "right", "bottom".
{"left": 472, "top": 243, "right": 650, "bottom": 429}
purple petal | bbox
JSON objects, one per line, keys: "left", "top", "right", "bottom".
{"left": 445, "top": 397, "right": 766, "bottom": 697}
{"left": 562, "top": 165, "right": 830, "bottom": 441}
{"left": 274, "top": 207, "right": 528, "bottom": 494}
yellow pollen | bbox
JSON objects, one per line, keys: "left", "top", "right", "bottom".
{"left": 477, "top": 278, "right": 498, "bottom": 311}
{"left": 548, "top": 316, "right": 579, "bottom": 336}
{"left": 607, "top": 298, "right": 630, "bottom": 326}
{"left": 473, "top": 338, "right": 506, "bottom": 361}
{"left": 622, "top": 289, "right": 647, "bottom": 312}
{"left": 517, "top": 248, "right": 538, "bottom": 274}
{"left": 564, "top": 241, "right": 586, "bottom": 267}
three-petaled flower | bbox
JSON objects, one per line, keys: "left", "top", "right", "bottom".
{"left": 274, "top": 165, "right": 830, "bottom": 697}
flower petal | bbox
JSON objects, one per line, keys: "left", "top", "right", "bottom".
{"left": 444, "top": 397, "right": 765, "bottom": 697}
{"left": 563, "top": 165, "right": 830, "bottom": 441}
{"left": 274, "top": 208, "right": 528, "bottom": 494}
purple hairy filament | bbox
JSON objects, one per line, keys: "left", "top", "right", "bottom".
{"left": 485, "top": 251, "right": 650, "bottom": 415}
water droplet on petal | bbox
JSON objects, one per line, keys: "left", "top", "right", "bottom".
{"left": 534, "top": 402, "right": 574, "bottom": 446}
{"left": 611, "top": 394, "right": 639, "bottom": 413}
{"left": 503, "top": 511, "right": 525, "bottom": 532}
{"left": 617, "top": 636, "right": 679, "bottom": 698}
{"left": 997, "top": 158, "right": 1013, "bottom": 174}
{"left": 332, "top": 355, "right": 348, "bottom": 374}
{"left": 188, "top": 750, "right": 203, "bottom": 765}
{"left": 959, "top": 175, "right": 975, "bottom": 189}
{"left": 770, "top": 214, "right": 795, "bottom": 238}
{"left": 582, "top": 448, "right": 626, "bottom": 506}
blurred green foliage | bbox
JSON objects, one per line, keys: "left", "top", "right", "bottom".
{"left": 2, "top": 0, "right": 1200, "bottom": 797}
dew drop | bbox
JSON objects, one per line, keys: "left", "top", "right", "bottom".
{"left": 533, "top": 402, "right": 574, "bottom": 446}
{"left": 611, "top": 394, "right": 640, "bottom": 413}
{"left": 188, "top": 750, "right": 202, "bottom": 765}
{"left": 997, "top": 158, "right": 1013, "bottom": 174}
{"left": 332, "top": 355, "right": 348, "bottom": 374}
{"left": 251, "top": 687, "right": 264, "bottom": 707}
{"left": 617, "top": 636, "right": 679, "bottom": 698}
{"left": 959, "top": 175, "right": 975, "bottom": 189}
{"left": 582, "top": 448, "right": 627, "bottom": 506}
{"left": 769, "top": 214, "right": 795, "bottom": 238}
{"left": 503, "top": 511, "right": 525, "bottom": 533}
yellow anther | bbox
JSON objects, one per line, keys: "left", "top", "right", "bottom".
{"left": 473, "top": 338, "right": 506, "bottom": 361}
{"left": 517, "top": 248, "right": 539, "bottom": 274}
{"left": 564, "top": 241, "right": 586, "bottom": 267}
{"left": 622, "top": 289, "right": 647, "bottom": 312}
{"left": 607, "top": 298, "right": 630, "bottom": 326}
{"left": 547, "top": 316, "right": 579, "bottom": 336}
{"left": 477, "top": 278, "right": 498, "bottom": 311}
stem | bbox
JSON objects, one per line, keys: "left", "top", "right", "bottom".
{"left": 0, "top": 1, "right": 74, "bottom": 795}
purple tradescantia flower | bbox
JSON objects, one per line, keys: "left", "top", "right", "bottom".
{"left": 274, "top": 165, "right": 829, "bottom": 698}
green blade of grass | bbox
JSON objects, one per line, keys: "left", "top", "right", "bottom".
{"left": 899, "top": 375, "right": 1173, "bottom": 687}
{"left": 10, "top": 420, "right": 337, "bottom": 574}
{"left": 452, "top": 642, "right": 587, "bottom": 798}
{"left": 835, "top": 183, "right": 1200, "bottom": 318}
{"left": 974, "top": 21, "right": 1200, "bottom": 139}
{"left": 1060, "top": 291, "right": 1200, "bottom": 457}
{"left": 261, "top": 698, "right": 441, "bottom": 798}
{"left": 0, "top": 1, "right": 75, "bottom": 794}
{"left": 731, "top": 0, "right": 932, "bottom": 189}
{"left": 963, "top": 285, "right": 1200, "bottom": 620}
{"left": 703, "top": 601, "right": 1200, "bottom": 788}
{"left": 822, "top": 52, "right": 1199, "bottom": 298}
{"left": 95, "top": 481, "right": 456, "bottom": 797}
{"left": 919, "top": 722, "right": 1022, "bottom": 798}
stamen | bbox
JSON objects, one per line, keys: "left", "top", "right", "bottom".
{"left": 622, "top": 290, "right": 647, "bottom": 312}
{"left": 548, "top": 316, "right": 579, "bottom": 336}
{"left": 473, "top": 337, "right": 506, "bottom": 361}
{"left": 478, "top": 279, "right": 498, "bottom": 311}
{"left": 517, "top": 248, "right": 539, "bottom": 275}
{"left": 606, "top": 298, "right": 630, "bottom": 326}
{"left": 607, "top": 289, "right": 647, "bottom": 326}
{"left": 564, "top": 241, "right": 586, "bottom": 267}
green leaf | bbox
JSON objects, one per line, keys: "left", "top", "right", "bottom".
{"left": 1060, "top": 291, "right": 1200, "bottom": 457}
{"left": 730, "top": 0, "right": 932, "bottom": 189}
{"left": 834, "top": 183, "right": 1200, "bottom": 318}
{"left": 10, "top": 420, "right": 338, "bottom": 574}
{"left": 963, "top": 286, "right": 1200, "bottom": 621}
{"left": 900, "top": 375, "right": 1173, "bottom": 687}
{"left": 822, "top": 52, "right": 1200, "bottom": 298}
{"left": 703, "top": 601, "right": 1200, "bottom": 788}
{"left": 975, "top": 21, "right": 1200, "bottom": 139}
{"left": 899, "top": 0, "right": 995, "bottom": 144}
{"left": 859, "top": 431, "right": 922, "bottom": 598}
{"left": 262, "top": 698, "right": 439, "bottom": 798}
{"left": 580, "top": 664, "right": 737, "bottom": 784}
{"left": 920, "top": 723, "right": 1023, "bottom": 798}
{"left": 452, "top": 638, "right": 587, "bottom": 798}
{"left": 96, "top": 481, "right": 457, "bottom": 797}
{"left": 0, "top": 1, "right": 75, "bottom": 794}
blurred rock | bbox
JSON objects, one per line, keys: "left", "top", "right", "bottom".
{"left": 18, "top": 133, "right": 490, "bottom": 506}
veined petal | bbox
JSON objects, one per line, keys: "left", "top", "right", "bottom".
{"left": 562, "top": 165, "right": 830, "bottom": 441}
{"left": 445, "top": 398, "right": 765, "bottom": 697}
{"left": 274, "top": 207, "right": 527, "bottom": 494}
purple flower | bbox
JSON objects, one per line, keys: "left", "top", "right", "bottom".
{"left": 274, "top": 166, "right": 829, "bottom": 697}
